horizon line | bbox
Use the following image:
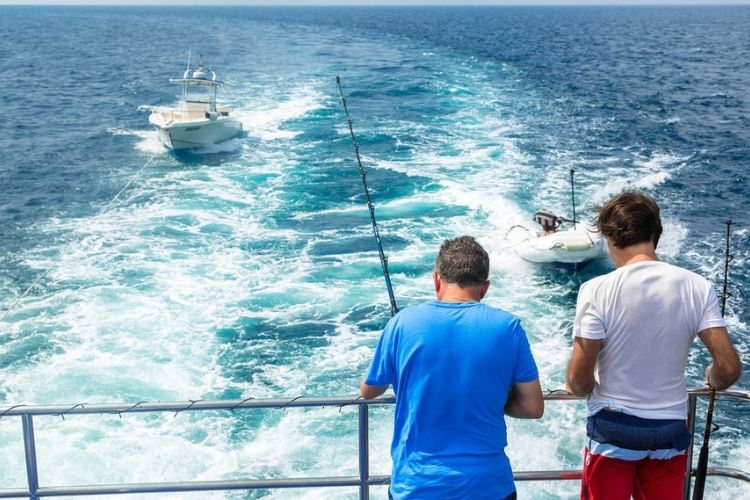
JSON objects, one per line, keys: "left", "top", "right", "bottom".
{"left": 2, "top": 1, "right": 750, "bottom": 6}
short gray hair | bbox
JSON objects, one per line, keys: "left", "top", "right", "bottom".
{"left": 434, "top": 236, "right": 489, "bottom": 287}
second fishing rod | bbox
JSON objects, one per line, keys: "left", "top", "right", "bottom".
{"left": 692, "top": 218, "right": 735, "bottom": 500}
{"left": 336, "top": 75, "right": 399, "bottom": 317}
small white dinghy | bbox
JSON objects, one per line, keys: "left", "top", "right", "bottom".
{"left": 508, "top": 210, "right": 607, "bottom": 264}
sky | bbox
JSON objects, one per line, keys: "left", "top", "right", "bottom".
{"left": 2, "top": 0, "right": 750, "bottom": 5}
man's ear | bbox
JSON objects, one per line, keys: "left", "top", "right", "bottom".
{"left": 479, "top": 280, "right": 490, "bottom": 300}
{"left": 433, "top": 272, "right": 441, "bottom": 293}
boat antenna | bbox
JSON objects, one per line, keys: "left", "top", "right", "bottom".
{"left": 181, "top": 49, "right": 192, "bottom": 114}
{"left": 692, "top": 218, "right": 733, "bottom": 500}
{"left": 335, "top": 75, "right": 399, "bottom": 317}
{"left": 569, "top": 168, "right": 577, "bottom": 230}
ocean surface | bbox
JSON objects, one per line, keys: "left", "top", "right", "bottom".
{"left": 0, "top": 5, "right": 748, "bottom": 499}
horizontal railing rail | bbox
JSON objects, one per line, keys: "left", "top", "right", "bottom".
{"left": 0, "top": 388, "right": 747, "bottom": 499}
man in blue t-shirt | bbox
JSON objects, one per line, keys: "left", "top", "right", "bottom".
{"left": 361, "top": 235, "right": 544, "bottom": 500}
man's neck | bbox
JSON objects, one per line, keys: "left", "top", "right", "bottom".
{"left": 435, "top": 281, "right": 486, "bottom": 303}
{"left": 608, "top": 241, "right": 658, "bottom": 268}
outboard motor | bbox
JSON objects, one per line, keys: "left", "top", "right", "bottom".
{"left": 534, "top": 210, "right": 560, "bottom": 233}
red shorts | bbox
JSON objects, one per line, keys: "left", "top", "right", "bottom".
{"left": 580, "top": 448, "right": 687, "bottom": 500}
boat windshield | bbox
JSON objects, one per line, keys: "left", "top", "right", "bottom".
{"left": 184, "top": 84, "right": 215, "bottom": 104}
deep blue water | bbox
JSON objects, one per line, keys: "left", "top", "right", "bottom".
{"left": 0, "top": 5, "right": 748, "bottom": 499}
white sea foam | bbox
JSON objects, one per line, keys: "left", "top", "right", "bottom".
{"left": 107, "top": 125, "right": 166, "bottom": 154}
{"left": 135, "top": 129, "right": 168, "bottom": 155}
{"left": 657, "top": 217, "right": 689, "bottom": 260}
{"left": 234, "top": 84, "right": 325, "bottom": 142}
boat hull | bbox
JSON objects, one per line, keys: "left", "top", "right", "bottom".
{"left": 508, "top": 225, "right": 608, "bottom": 264}
{"left": 152, "top": 117, "right": 243, "bottom": 151}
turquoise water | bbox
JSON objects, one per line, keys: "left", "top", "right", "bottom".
{"left": 0, "top": 5, "right": 748, "bottom": 498}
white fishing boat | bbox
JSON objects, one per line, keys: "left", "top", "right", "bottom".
{"left": 508, "top": 210, "right": 608, "bottom": 264}
{"left": 149, "top": 60, "right": 242, "bottom": 151}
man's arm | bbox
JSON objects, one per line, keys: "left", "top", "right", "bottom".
{"left": 360, "top": 380, "right": 389, "bottom": 400}
{"left": 698, "top": 326, "right": 742, "bottom": 390}
{"left": 505, "top": 379, "right": 544, "bottom": 419}
{"left": 566, "top": 337, "right": 602, "bottom": 396}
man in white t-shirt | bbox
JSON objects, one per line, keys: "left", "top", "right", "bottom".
{"left": 566, "top": 191, "right": 741, "bottom": 500}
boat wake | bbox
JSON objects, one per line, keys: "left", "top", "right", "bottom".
{"left": 234, "top": 84, "right": 325, "bottom": 141}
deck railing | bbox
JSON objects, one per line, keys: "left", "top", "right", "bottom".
{"left": 0, "top": 388, "right": 748, "bottom": 499}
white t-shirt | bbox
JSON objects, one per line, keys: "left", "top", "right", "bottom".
{"left": 573, "top": 260, "right": 725, "bottom": 420}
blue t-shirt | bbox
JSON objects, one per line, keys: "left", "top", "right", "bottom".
{"left": 365, "top": 301, "right": 539, "bottom": 499}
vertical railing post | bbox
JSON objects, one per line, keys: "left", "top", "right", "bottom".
{"left": 21, "top": 414, "right": 40, "bottom": 500}
{"left": 358, "top": 402, "right": 370, "bottom": 500}
{"left": 684, "top": 393, "right": 698, "bottom": 500}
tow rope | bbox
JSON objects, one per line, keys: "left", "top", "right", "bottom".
{"left": 0, "top": 153, "right": 157, "bottom": 323}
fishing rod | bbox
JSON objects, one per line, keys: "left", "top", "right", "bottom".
{"left": 335, "top": 75, "right": 399, "bottom": 317}
{"left": 719, "top": 219, "right": 733, "bottom": 317}
{"left": 692, "top": 218, "right": 733, "bottom": 500}
{"left": 569, "top": 168, "right": 577, "bottom": 230}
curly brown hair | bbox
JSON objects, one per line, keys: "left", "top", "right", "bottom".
{"left": 596, "top": 191, "right": 663, "bottom": 249}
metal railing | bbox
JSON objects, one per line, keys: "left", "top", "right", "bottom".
{"left": 0, "top": 388, "right": 747, "bottom": 499}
